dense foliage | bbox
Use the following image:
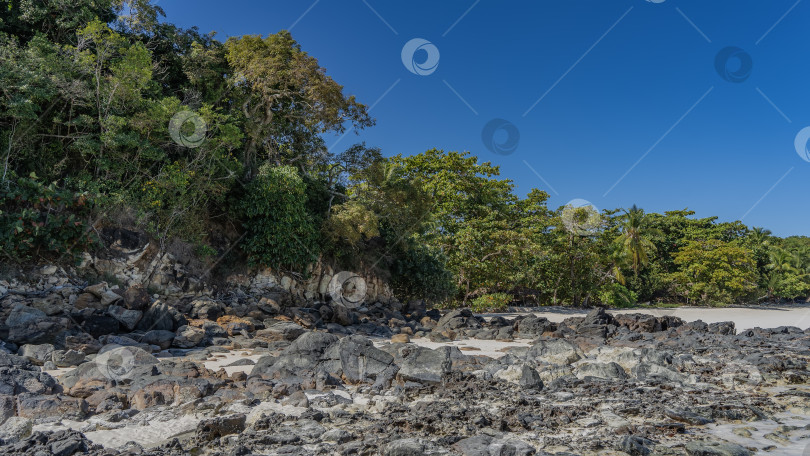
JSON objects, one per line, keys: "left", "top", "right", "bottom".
{"left": 1, "top": 1, "right": 808, "bottom": 307}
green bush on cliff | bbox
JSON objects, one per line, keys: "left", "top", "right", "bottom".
{"left": 238, "top": 164, "right": 319, "bottom": 271}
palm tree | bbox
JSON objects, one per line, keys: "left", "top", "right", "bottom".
{"left": 749, "top": 227, "right": 772, "bottom": 248}
{"left": 614, "top": 205, "right": 661, "bottom": 277}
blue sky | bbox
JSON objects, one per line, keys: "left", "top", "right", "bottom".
{"left": 161, "top": 0, "right": 810, "bottom": 237}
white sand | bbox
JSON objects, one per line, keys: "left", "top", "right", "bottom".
{"left": 388, "top": 337, "right": 531, "bottom": 358}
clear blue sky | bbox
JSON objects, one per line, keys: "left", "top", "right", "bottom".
{"left": 161, "top": 0, "right": 810, "bottom": 237}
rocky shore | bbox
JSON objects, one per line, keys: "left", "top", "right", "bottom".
{"left": 1, "top": 268, "right": 809, "bottom": 455}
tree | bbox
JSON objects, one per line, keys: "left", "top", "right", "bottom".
{"left": 224, "top": 31, "right": 373, "bottom": 176}
{"left": 614, "top": 205, "right": 660, "bottom": 277}
{"left": 670, "top": 239, "right": 757, "bottom": 304}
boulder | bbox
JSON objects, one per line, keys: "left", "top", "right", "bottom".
{"left": 397, "top": 346, "right": 452, "bottom": 384}
{"left": 256, "top": 321, "right": 307, "bottom": 342}
{"left": 0, "top": 352, "right": 57, "bottom": 395}
{"left": 139, "top": 330, "right": 176, "bottom": 349}
{"left": 322, "top": 335, "right": 395, "bottom": 383}
{"left": 384, "top": 438, "right": 426, "bottom": 456}
{"left": 122, "top": 284, "right": 150, "bottom": 311}
{"left": 517, "top": 316, "right": 555, "bottom": 338}
{"left": 172, "top": 325, "right": 205, "bottom": 348}
{"left": 195, "top": 413, "right": 246, "bottom": 441}
{"left": 18, "top": 344, "right": 55, "bottom": 364}
{"left": 0, "top": 417, "right": 32, "bottom": 443}
{"left": 437, "top": 309, "right": 481, "bottom": 330}
{"left": 684, "top": 440, "right": 752, "bottom": 456}
{"left": 526, "top": 339, "right": 583, "bottom": 366}
{"left": 574, "top": 361, "right": 628, "bottom": 381}
{"left": 82, "top": 315, "right": 120, "bottom": 338}
{"left": 5, "top": 305, "right": 58, "bottom": 344}
{"left": 107, "top": 305, "right": 142, "bottom": 331}
{"left": 189, "top": 298, "right": 225, "bottom": 321}
{"left": 136, "top": 301, "right": 177, "bottom": 332}
{"left": 51, "top": 350, "right": 85, "bottom": 368}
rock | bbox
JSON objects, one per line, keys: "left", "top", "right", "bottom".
{"left": 519, "top": 364, "right": 544, "bottom": 390}
{"left": 59, "top": 345, "right": 158, "bottom": 389}
{"left": 0, "top": 352, "right": 57, "bottom": 395}
{"left": 139, "top": 330, "right": 176, "bottom": 349}
{"left": 51, "top": 349, "right": 85, "bottom": 368}
{"left": 16, "top": 393, "right": 88, "bottom": 420}
{"left": 684, "top": 440, "right": 752, "bottom": 456}
{"left": 122, "top": 284, "right": 150, "bottom": 310}
{"left": 0, "top": 395, "right": 14, "bottom": 424}
{"left": 322, "top": 335, "right": 395, "bottom": 383}
{"left": 84, "top": 282, "right": 107, "bottom": 299}
{"left": 100, "top": 290, "right": 122, "bottom": 306}
{"left": 173, "top": 325, "right": 205, "bottom": 348}
{"left": 136, "top": 301, "right": 176, "bottom": 332}
{"left": 256, "top": 321, "right": 307, "bottom": 342}
{"left": 437, "top": 309, "right": 480, "bottom": 330}
{"left": 107, "top": 305, "right": 143, "bottom": 331}
{"left": 453, "top": 435, "right": 493, "bottom": 455}
{"left": 196, "top": 413, "right": 246, "bottom": 441}
{"left": 74, "top": 292, "right": 103, "bottom": 310}
{"left": 526, "top": 339, "right": 583, "bottom": 365}
{"left": 398, "top": 346, "right": 452, "bottom": 384}
{"left": 5, "top": 305, "right": 58, "bottom": 344}
{"left": 665, "top": 408, "right": 713, "bottom": 426}
{"left": 0, "top": 416, "right": 32, "bottom": 443}
{"left": 30, "top": 296, "right": 63, "bottom": 316}
{"left": 82, "top": 315, "right": 120, "bottom": 338}
{"left": 189, "top": 298, "right": 225, "bottom": 321}
{"left": 18, "top": 344, "right": 55, "bottom": 364}
{"left": 391, "top": 334, "right": 410, "bottom": 343}
{"left": 1, "top": 429, "right": 99, "bottom": 455}
{"left": 619, "top": 435, "right": 656, "bottom": 456}
{"left": 574, "top": 361, "right": 628, "bottom": 381}
{"left": 517, "top": 316, "right": 555, "bottom": 337}
{"left": 385, "top": 438, "right": 426, "bottom": 456}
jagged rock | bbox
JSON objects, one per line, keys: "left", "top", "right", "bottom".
{"left": 173, "top": 325, "right": 205, "bottom": 348}
{"left": 5, "top": 305, "right": 59, "bottom": 344}
{"left": 519, "top": 364, "right": 543, "bottom": 390}
{"left": 322, "top": 335, "right": 394, "bottom": 383}
{"left": 517, "top": 316, "right": 555, "bottom": 338}
{"left": 136, "top": 301, "right": 178, "bottom": 332}
{"left": 74, "top": 292, "right": 103, "bottom": 310}
{"left": 0, "top": 416, "right": 32, "bottom": 443}
{"left": 196, "top": 413, "right": 246, "bottom": 441}
{"left": 100, "top": 290, "right": 122, "bottom": 306}
{"left": 0, "top": 353, "right": 57, "bottom": 395}
{"left": 256, "top": 321, "right": 307, "bottom": 342}
{"left": 436, "top": 309, "right": 481, "bottom": 330}
{"left": 51, "top": 349, "right": 85, "bottom": 368}
{"left": 684, "top": 440, "right": 752, "bottom": 456}
{"left": 619, "top": 435, "right": 656, "bottom": 456}
{"left": 384, "top": 438, "right": 426, "bottom": 456}
{"left": 18, "top": 344, "right": 55, "bottom": 364}
{"left": 189, "top": 298, "right": 225, "bottom": 321}
{"left": 122, "top": 284, "right": 150, "bottom": 311}
{"left": 84, "top": 282, "right": 107, "bottom": 299}
{"left": 574, "top": 361, "right": 628, "bottom": 381}
{"left": 526, "top": 339, "right": 583, "bottom": 365}
{"left": 107, "top": 305, "right": 143, "bottom": 331}
{"left": 397, "top": 346, "right": 453, "bottom": 384}
{"left": 391, "top": 334, "right": 410, "bottom": 343}
{"left": 16, "top": 393, "right": 88, "bottom": 420}
{"left": 139, "top": 330, "right": 176, "bottom": 349}
{"left": 81, "top": 315, "right": 120, "bottom": 338}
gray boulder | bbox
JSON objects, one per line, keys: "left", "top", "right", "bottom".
{"left": 397, "top": 346, "right": 452, "bottom": 384}
{"left": 526, "top": 339, "right": 583, "bottom": 365}
{"left": 322, "top": 335, "right": 394, "bottom": 383}
{"left": 107, "top": 305, "right": 143, "bottom": 331}
{"left": 18, "top": 344, "right": 55, "bottom": 364}
{"left": 172, "top": 325, "right": 205, "bottom": 348}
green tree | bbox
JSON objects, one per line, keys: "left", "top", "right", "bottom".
{"left": 670, "top": 239, "right": 757, "bottom": 304}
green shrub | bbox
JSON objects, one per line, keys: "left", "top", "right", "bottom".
{"left": 238, "top": 164, "right": 319, "bottom": 270}
{"left": 598, "top": 283, "right": 638, "bottom": 308}
{"left": 470, "top": 293, "right": 512, "bottom": 313}
{"left": 0, "top": 173, "right": 98, "bottom": 262}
